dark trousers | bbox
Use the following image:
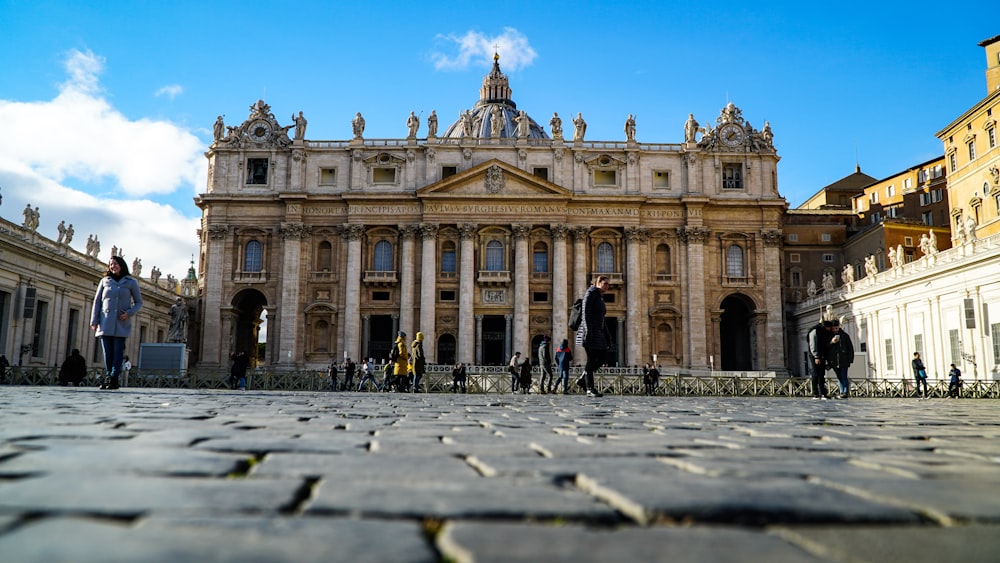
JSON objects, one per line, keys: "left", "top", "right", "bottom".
{"left": 810, "top": 358, "right": 828, "bottom": 398}
{"left": 914, "top": 375, "right": 929, "bottom": 397}
{"left": 583, "top": 347, "right": 604, "bottom": 391}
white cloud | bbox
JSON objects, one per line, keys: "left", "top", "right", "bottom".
{"left": 156, "top": 84, "right": 184, "bottom": 99}
{"left": 432, "top": 27, "right": 537, "bottom": 71}
{"left": 0, "top": 49, "right": 203, "bottom": 281}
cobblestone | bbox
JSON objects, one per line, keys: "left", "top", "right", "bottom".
{"left": 1, "top": 388, "right": 998, "bottom": 562}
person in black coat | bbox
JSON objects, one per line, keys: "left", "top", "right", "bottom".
{"left": 518, "top": 356, "right": 533, "bottom": 394}
{"left": 58, "top": 349, "right": 87, "bottom": 386}
{"left": 574, "top": 275, "right": 610, "bottom": 397}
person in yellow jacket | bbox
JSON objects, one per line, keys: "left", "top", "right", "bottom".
{"left": 411, "top": 332, "right": 426, "bottom": 392}
{"left": 391, "top": 331, "right": 409, "bottom": 392}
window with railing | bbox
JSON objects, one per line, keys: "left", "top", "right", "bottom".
{"left": 597, "top": 242, "right": 614, "bottom": 273}
{"left": 485, "top": 240, "right": 504, "bottom": 271}
{"left": 533, "top": 242, "right": 548, "bottom": 273}
{"left": 374, "top": 240, "right": 393, "bottom": 271}
{"left": 244, "top": 240, "right": 263, "bottom": 272}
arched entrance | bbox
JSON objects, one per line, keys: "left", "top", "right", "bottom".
{"left": 232, "top": 289, "right": 267, "bottom": 366}
{"left": 719, "top": 294, "right": 755, "bottom": 371}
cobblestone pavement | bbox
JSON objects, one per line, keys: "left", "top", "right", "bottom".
{"left": 1, "top": 387, "right": 998, "bottom": 562}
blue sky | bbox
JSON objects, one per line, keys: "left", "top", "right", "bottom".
{"left": 0, "top": 1, "right": 995, "bottom": 280}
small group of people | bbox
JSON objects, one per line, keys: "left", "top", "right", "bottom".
{"left": 806, "top": 318, "right": 855, "bottom": 399}
{"left": 911, "top": 352, "right": 963, "bottom": 399}
{"left": 507, "top": 336, "right": 577, "bottom": 394}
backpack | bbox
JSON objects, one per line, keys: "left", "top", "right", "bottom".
{"left": 568, "top": 298, "right": 584, "bottom": 330}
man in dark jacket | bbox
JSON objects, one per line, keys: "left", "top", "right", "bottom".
{"left": 58, "top": 349, "right": 87, "bottom": 386}
{"left": 807, "top": 321, "right": 833, "bottom": 399}
{"left": 575, "top": 275, "right": 610, "bottom": 397}
{"left": 827, "top": 319, "right": 855, "bottom": 399}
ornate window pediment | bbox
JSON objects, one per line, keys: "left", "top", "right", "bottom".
{"left": 583, "top": 154, "right": 626, "bottom": 168}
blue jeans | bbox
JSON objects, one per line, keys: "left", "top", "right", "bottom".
{"left": 100, "top": 336, "right": 127, "bottom": 379}
{"left": 833, "top": 366, "right": 850, "bottom": 396}
{"left": 555, "top": 367, "right": 570, "bottom": 392}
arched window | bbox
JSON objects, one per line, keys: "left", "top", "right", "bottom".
{"left": 533, "top": 242, "right": 548, "bottom": 273}
{"left": 244, "top": 240, "right": 263, "bottom": 272}
{"left": 655, "top": 244, "right": 671, "bottom": 276}
{"left": 317, "top": 241, "right": 332, "bottom": 271}
{"left": 441, "top": 241, "right": 456, "bottom": 274}
{"left": 374, "top": 240, "right": 393, "bottom": 271}
{"left": 485, "top": 240, "right": 504, "bottom": 271}
{"left": 726, "top": 244, "right": 744, "bottom": 277}
{"left": 597, "top": 242, "right": 614, "bottom": 273}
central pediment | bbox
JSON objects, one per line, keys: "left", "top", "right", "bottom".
{"left": 417, "top": 159, "right": 572, "bottom": 199}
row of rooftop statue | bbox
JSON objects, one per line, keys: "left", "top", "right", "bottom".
{"left": 15, "top": 202, "right": 174, "bottom": 289}
{"left": 806, "top": 219, "right": 980, "bottom": 298}
{"left": 210, "top": 100, "right": 774, "bottom": 148}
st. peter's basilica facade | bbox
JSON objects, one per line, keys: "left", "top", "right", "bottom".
{"left": 194, "top": 55, "right": 787, "bottom": 371}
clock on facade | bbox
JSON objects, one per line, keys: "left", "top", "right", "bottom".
{"left": 719, "top": 123, "right": 744, "bottom": 147}
{"left": 248, "top": 120, "right": 272, "bottom": 142}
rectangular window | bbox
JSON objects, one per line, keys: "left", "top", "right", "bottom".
{"left": 247, "top": 158, "right": 268, "bottom": 184}
{"left": 790, "top": 253, "right": 800, "bottom": 263}
{"left": 922, "top": 211, "right": 933, "bottom": 225}
{"left": 904, "top": 236, "right": 913, "bottom": 247}
{"left": 989, "top": 128, "right": 997, "bottom": 149}
{"left": 914, "top": 334, "right": 923, "bottom": 356}
{"left": 887, "top": 185, "right": 895, "bottom": 197}
{"left": 31, "top": 300, "right": 49, "bottom": 357}
{"left": 821, "top": 233, "right": 831, "bottom": 242}
{"left": 439, "top": 290, "right": 456, "bottom": 302}
{"left": 968, "top": 140, "right": 976, "bottom": 160}
{"left": 441, "top": 249, "right": 456, "bottom": 274}
{"left": 441, "top": 166, "right": 458, "bottom": 179}
{"left": 594, "top": 169, "right": 617, "bottom": 186}
{"left": 319, "top": 168, "right": 337, "bottom": 186}
{"left": 965, "top": 298, "right": 976, "bottom": 329}
{"left": 532, "top": 291, "right": 549, "bottom": 303}
{"left": 788, "top": 233, "right": 798, "bottom": 242}
{"left": 372, "top": 291, "right": 390, "bottom": 301}
{"left": 871, "top": 212, "right": 881, "bottom": 224}
{"left": 373, "top": 167, "right": 396, "bottom": 184}
{"left": 532, "top": 167, "right": 549, "bottom": 181}
{"left": 903, "top": 178, "right": 912, "bottom": 189}
{"left": 884, "top": 338, "right": 894, "bottom": 371}
{"left": 722, "top": 164, "right": 742, "bottom": 189}
{"left": 992, "top": 323, "right": 1000, "bottom": 363}
{"left": 791, "top": 271, "right": 801, "bottom": 287}
{"left": 949, "top": 152, "right": 957, "bottom": 172}
{"left": 949, "top": 329, "right": 961, "bottom": 364}
{"left": 870, "top": 191, "right": 879, "bottom": 203}
{"left": 932, "top": 189, "right": 942, "bottom": 203}
{"left": 859, "top": 319, "right": 867, "bottom": 352}
{"left": 652, "top": 170, "right": 670, "bottom": 188}
{"left": 822, "top": 254, "right": 835, "bottom": 262}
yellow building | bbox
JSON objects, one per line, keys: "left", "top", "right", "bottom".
{"left": 935, "top": 34, "right": 1000, "bottom": 242}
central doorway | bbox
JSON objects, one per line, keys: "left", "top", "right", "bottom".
{"left": 481, "top": 315, "right": 507, "bottom": 365}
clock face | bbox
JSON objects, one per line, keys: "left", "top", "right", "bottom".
{"left": 719, "top": 123, "right": 744, "bottom": 147}
{"left": 248, "top": 120, "right": 272, "bottom": 142}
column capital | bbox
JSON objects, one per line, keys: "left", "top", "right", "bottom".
{"left": 571, "top": 226, "right": 591, "bottom": 240}
{"left": 419, "top": 223, "right": 440, "bottom": 239}
{"left": 550, "top": 224, "right": 570, "bottom": 241}
{"left": 677, "top": 226, "right": 710, "bottom": 244}
{"left": 207, "top": 224, "right": 229, "bottom": 240}
{"left": 279, "top": 222, "right": 311, "bottom": 240}
{"left": 624, "top": 226, "right": 649, "bottom": 243}
{"left": 760, "top": 228, "right": 783, "bottom": 246}
{"left": 458, "top": 223, "right": 478, "bottom": 239}
{"left": 511, "top": 224, "right": 531, "bottom": 239}
{"left": 399, "top": 224, "right": 419, "bottom": 240}
{"left": 342, "top": 223, "right": 365, "bottom": 241}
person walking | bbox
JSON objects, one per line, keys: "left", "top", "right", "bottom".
{"left": 518, "top": 355, "right": 533, "bottom": 394}
{"left": 509, "top": 352, "right": 522, "bottom": 393}
{"left": 948, "top": 363, "right": 962, "bottom": 398}
{"left": 806, "top": 320, "right": 833, "bottom": 399}
{"left": 554, "top": 339, "right": 573, "bottom": 394}
{"left": 575, "top": 275, "right": 611, "bottom": 397}
{"left": 912, "top": 352, "right": 929, "bottom": 399}
{"left": 538, "top": 336, "right": 554, "bottom": 394}
{"left": 58, "top": 349, "right": 87, "bottom": 386}
{"left": 827, "top": 319, "right": 855, "bottom": 399}
{"left": 342, "top": 358, "right": 356, "bottom": 391}
{"left": 231, "top": 351, "right": 249, "bottom": 390}
{"left": 357, "top": 360, "right": 379, "bottom": 392}
{"left": 411, "top": 332, "right": 426, "bottom": 392}
{"left": 328, "top": 361, "right": 339, "bottom": 391}
{"left": 451, "top": 362, "right": 467, "bottom": 393}
{"left": 392, "top": 331, "right": 410, "bottom": 392}
{"left": 91, "top": 255, "right": 142, "bottom": 390}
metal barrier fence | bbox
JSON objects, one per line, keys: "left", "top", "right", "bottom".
{"left": 2, "top": 366, "right": 997, "bottom": 398}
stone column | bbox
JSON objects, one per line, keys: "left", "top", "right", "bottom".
{"left": 680, "top": 226, "right": 710, "bottom": 369}
{"left": 343, "top": 224, "right": 364, "bottom": 362}
{"left": 504, "top": 314, "right": 513, "bottom": 360}
{"left": 475, "top": 315, "right": 484, "bottom": 365}
{"left": 624, "top": 227, "right": 647, "bottom": 366}
{"left": 361, "top": 314, "right": 370, "bottom": 362}
{"left": 571, "top": 227, "right": 590, "bottom": 301}
{"left": 202, "top": 225, "right": 229, "bottom": 367}
{"left": 398, "top": 225, "right": 418, "bottom": 340}
{"left": 512, "top": 224, "right": 531, "bottom": 357}
{"left": 760, "top": 229, "right": 786, "bottom": 371}
{"left": 277, "top": 222, "right": 310, "bottom": 367}
{"left": 617, "top": 317, "right": 626, "bottom": 366}
{"left": 551, "top": 225, "right": 570, "bottom": 349}
{"left": 458, "top": 224, "right": 477, "bottom": 365}
{"left": 418, "top": 223, "right": 439, "bottom": 362}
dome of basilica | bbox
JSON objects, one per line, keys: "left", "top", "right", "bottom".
{"left": 440, "top": 53, "right": 550, "bottom": 141}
